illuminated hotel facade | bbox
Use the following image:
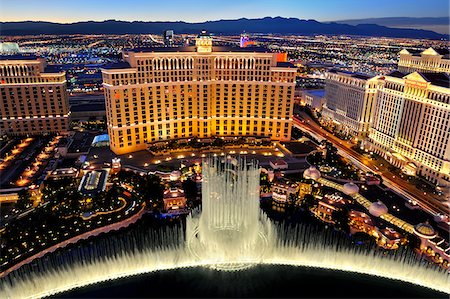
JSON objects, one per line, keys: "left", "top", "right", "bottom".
{"left": 102, "top": 32, "right": 296, "bottom": 155}
{"left": 0, "top": 55, "right": 69, "bottom": 135}
{"left": 398, "top": 47, "right": 450, "bottom": 74}
{"left": 366, "top": 71, "right": 450, "bottom": 189}
{"left": 322, "top": 69, "right": 378, "bottom": 138}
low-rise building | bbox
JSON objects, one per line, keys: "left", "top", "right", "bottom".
{"left": 269, "top": 159, "right": 288, "bottom": 170}
{"left": 78, "top": 170, "right": 108, "bottom": 196}
{"left": 313, "top": 193, "right": 347, "bottom": 224}
{"left": 301, "top": 89, "right": 325, "bottom": 110}
{"left": 163, "top": 187, "right": 186, "bottom": 212}
{"left": 271, "top": 178, "right": 300, "bottom": 204}
{"left": 375, "top": 227, "right": 405, "bottom": 250}
{"left": 349, "top": 210, "right": 375, "bottom": 235}
{"left": 413, "top": 222, "right": 450, "bottom": 269}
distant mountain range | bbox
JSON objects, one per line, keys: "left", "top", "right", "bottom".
{"left": 0, "top": 17, "right": 447, "bottom": 39}
{"left": 335, "top": 17, "right": 450, "bottom": 35}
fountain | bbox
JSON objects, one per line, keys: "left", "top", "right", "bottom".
{"left": 186, "top": 157, "right": 274, "bottom": 270}
{"left": 0, "top": 157, "right": 448, "bottom": 298}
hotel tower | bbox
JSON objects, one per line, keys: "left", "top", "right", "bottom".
{"left": 0, "top": 55, "right": 69, "bottom": 135}
{"left": 102, "top": 31, "right": 296, "bottom": 155}
{"left": 367, "top": 71, "right": 450, "bottom": 189}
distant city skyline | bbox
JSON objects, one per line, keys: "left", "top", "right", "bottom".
{"left": 0, "top": 0, "right": 448, "bottom": 23}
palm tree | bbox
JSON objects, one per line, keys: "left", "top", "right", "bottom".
{"left": 16, "top": 189, "right": 31, "bottom": 211}
{"left": 301, "top": 194, "right": 316, "bottom": 210}
{"left": 331, "top": 207, "right": 350, "bottom": 232}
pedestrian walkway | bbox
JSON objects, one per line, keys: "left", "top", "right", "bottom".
{"left": 318, "top": 177, "right": 414, "bottom": 233}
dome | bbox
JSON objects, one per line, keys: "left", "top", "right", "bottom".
{"left": 413, "top": 223, "right": 436, "bottom": 238}
{"left": 303, "top": 166, "right": 321, "bottom": 180}
{"left": 343, "top": 182, "right": 359, "bottom": 195}
{"left": 170, "top": 170, "right": 182, "bottom": 181}
{"left": 368, "top": 201, "right": 388, "bottom": 217}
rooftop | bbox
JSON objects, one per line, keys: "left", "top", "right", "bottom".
{"left": 328, "top": 68, "right": 373, "bottom": 80}
{"left": 380, "top": 227, "right": 402, "bottom": 241}
{"left": 403, "top": 47, "right": 449, "bottom": 59}
{"left": 304, "top": 89, "right": 325, "bottom": 97}
{"left": 387, "top": 71, "right": 450, "bottom": 88}
{"left": 70, "top": 103, "right": 106, "bottom": 113}
{"left": 102, "top": 61, "right": 131, "bottom": 70}
{"left": 67, "top": 131, "right": 95, "bottom": 154}
{"left": 124, "top": 45, "right": 270, "bottom": 54}
{"left": 0, "top": 54, "right": 38, "bottom": 61}
{"left": 386, "top": 70, "right": 407, "bottom": 79}
{"left": 419, "top": 72, "right": 450, "bottom": 88}
{"left": 276, "top": 62, "right": 296, "bottom": 68}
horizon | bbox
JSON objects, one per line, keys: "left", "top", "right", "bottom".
{"left": 2, "top": 15, "right": 450, "bottom": 25}
{"left": 0, "top": 0, "right": 448, "bottom": 23}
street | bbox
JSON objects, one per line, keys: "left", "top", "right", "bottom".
{"left": 293, "top": 111, "right": 450, "bottom": 219}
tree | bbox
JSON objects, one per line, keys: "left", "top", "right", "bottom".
{"left": 182, "top": 178, "right": 198, "bottom": 200}
{"left": 287, "top": 193, "right": 299, "bottom": 206}
{"left": 405, "top": 232, "right": 421, "bottom": 249}
{"left": 324, "top": 142, "right": 339, "bottom": 163}
{"left": 16, "top": 189, "right": 31, "bottom": 211}
{"left": 301, "top": 194, "right": 316, "bottom": 210}
{"left": 332, "top": 207, "right": 350, "bottom": 232}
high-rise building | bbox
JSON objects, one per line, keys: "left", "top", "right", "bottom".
{"left": 366, "top": 70, "right": 450, "bottom": 189}
{"left": 102, "top": 32, "right": 296, "bottom": 155}
{"left": 398, "top": 47, "right": 450, "bottom": 74}
{"left": 0, "top": 55, "right": 70, "bottom": 136}
{"left": 163, "top": 30, "right": 174, "bottom": 46}
{"left": 322, "top": 69, "right": 378, "bottom": 138}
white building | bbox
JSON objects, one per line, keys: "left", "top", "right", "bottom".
{"left": 398, "top": 47, "right": 450, "bottom": 74}
{"left": 301, "top": 89, "right": 325, "bottom": 110}
{"left": 322, "top": 69, "right": 378, "bottom": 138}
{"left": 366, "top": 71, "right": 450, "bottom": 190}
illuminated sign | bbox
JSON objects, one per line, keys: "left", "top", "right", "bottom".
{"left": 405, "top": 79, "right": 429, "bottom": 89}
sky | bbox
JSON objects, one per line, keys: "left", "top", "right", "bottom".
{"left": 0, "top": 0, "right": 449, "bottom": 23}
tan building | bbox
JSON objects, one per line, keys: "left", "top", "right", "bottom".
{"left": 163, "top": 187, "right": 186, "bottom": 212}
{"left": 413, "top": 223, "right": 449, "bottom": 269}
{"left": 101, "top": 32, "right": 296, "bottom": 155}
{"left": 0, "top": 55, "right": 69, "bottom": 135}
{"left": 322, "top": 69, "right": 378, "bottom": 138}
{"left": 398, "top": 47, "right": 450, "bottom": 74}
{"left": 271, "top": 178, "right": 300, "bottom": 204}
{"left": 313, "top": 193, "right": 347, "bottom": 224}
{"left": 366, "top": 71, "right": 450, "bottom": 190}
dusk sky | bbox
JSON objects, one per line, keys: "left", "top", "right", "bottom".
{"left": 0, "top": 0, "right": 449, "bottom": 23}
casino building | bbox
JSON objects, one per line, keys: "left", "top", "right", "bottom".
{"left": 366, "top": 71, "right": 450, "bottom": 189}
{"left": 0, "top": 55, "right": 70, "bottom": 135}
{"left": 101, "top": 31, "right": 296, "bottom": 155}
{"left": 398, "top": 47, "right": 450, "bottom": 74}
{"left": 321, "top": 69, "right": 378, "bottom": 138}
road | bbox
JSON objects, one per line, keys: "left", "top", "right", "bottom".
{"left": 293, "top": 112, "right": 449, "bottom": 218}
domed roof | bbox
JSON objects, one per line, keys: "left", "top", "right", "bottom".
{"left": 303, "top": 166, "right": 321, "bottom": 180}
{"left": 368, "top": 201, "right": 388, "bottom": 217}
{"left": 170, "top": 170, "right": 182, "bottom": 181}
{"left": 413, "top": 223, "right": 436, "bottom": 238}
{"left": 343, "top": 182, "right": 359, "bottom": 195}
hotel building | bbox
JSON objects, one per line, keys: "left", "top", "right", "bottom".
{"left": 102, "top": 32, "right": 296, "bottom": 155}
{"left": 367, "top": 71, "right": 450, "bottom": 189}
{"left": 398, "top": 47, "right": 450, "bottom": 74}
{"left": 322, "top": 69, "right": 378, "bottom": 138}
{"left": 0, "top": 55, "right": 69, "bottom": 135}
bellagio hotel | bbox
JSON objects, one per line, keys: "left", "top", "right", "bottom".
{"left": 0, "top": 55, "right": 69, "bottom": 135}
{"left": 102, "top": 32, "right": 296, "bottom": 155}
